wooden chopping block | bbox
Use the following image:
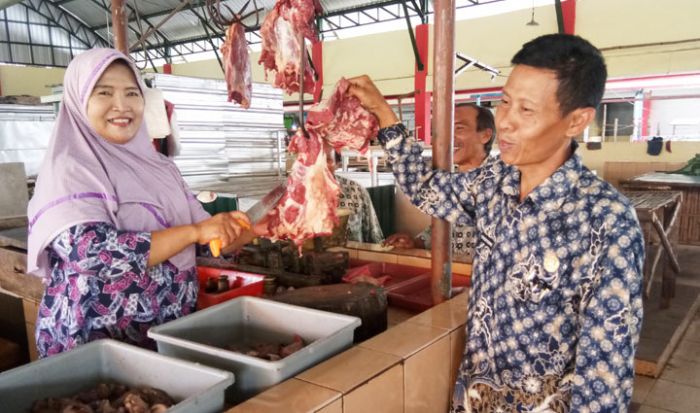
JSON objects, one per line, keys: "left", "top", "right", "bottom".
{"left": 0, "top": 337, "right": 22, "bottom": 372}
{"left": 272, "top": 283, "right": 387, "bottom": 343}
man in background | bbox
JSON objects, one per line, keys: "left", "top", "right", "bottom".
{"left": 383, "top": 103, "right": 495, "bottom": 259}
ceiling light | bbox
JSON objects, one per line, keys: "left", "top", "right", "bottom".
{"left": 526, "top": 1, "right": 539, "bottom": 26}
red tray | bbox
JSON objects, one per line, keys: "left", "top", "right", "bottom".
{"left": 196, "top": 266, "right": 264, "bottom": 310}
{"left": 343, "top": 260, "right": 429, "bottom": 289}
{"left": 387, "top": 272, "right": 470, "bottom": 312}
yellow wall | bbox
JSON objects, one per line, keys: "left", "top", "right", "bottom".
{"left": 0, "top": 65, "right": 65, "bottom": 97}
{"left": 579, "top": 141, "right": 700, "bottom": 175}
{"left": 169, "top": 50, "right": 269, "bottom": 83}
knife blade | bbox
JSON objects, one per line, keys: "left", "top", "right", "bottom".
{"left": 208, "top": 183, "right": 286, "bottom": 257}
{"left": 245, "top": 182, "right": 287, "bottom": 224}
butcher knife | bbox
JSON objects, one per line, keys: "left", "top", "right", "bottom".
{"left": 209, "top": 183, "right": 286, "bottom": 256}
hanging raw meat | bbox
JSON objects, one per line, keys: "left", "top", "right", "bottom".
{"left": 258, "top": 0, "right": 317, "bottom": 94}
{"left": 263, "top": 78, "right": 378, "bottom": 247}
{"left": 306, "top": 78, "right": 379, "bottom": 154}
{"left": 220, "top": 22, "right": 252, "bottom": 109}
{"left": 265, "top": 129, "right": 340, "bottom": 246}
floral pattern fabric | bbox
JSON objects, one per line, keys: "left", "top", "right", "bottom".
{"left": 378, "top": 124, "right": 644, "bottom": 413}
{"left": 36, "top": 222, "right": 197, "bottom": 357}
{"left": 337, "top": 175, "right": 385, "bottom": 243}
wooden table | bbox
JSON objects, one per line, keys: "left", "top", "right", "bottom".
{"left": 622, "top": 173, "right": 700, "bottom": 245}
{"left": 0, "top": 226, "right": 43, "bottom": 361}
{"left": 622, "top": 190, "right": 683, "bottom": 309}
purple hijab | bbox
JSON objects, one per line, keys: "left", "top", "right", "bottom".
{"left": 27, "top": 48, "right": 209, "bottom": 281}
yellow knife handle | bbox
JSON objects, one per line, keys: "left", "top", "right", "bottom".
{"left": 209, "top": 239, "right": 222, "bottom": 257}
{"left": 235, "top": 218, "right": 251, "bottom": 231}
{"left": 209, "top": 219, "right": 250, "bottom": 257}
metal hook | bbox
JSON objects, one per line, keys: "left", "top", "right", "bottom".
{"left": 298, "top": 31, "right": 310, "bottom": 139}
{"left": 205, "top": 0, "right": 261, "bottom": 31}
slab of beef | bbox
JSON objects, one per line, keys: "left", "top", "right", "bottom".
{"left": 306, "top": 78, "right": 379, "bottom": 154}
{"left": 258, "top": 0, "right": 317, "bottom": 94}
{"left": 265, "top": 129, "right": 340, "bottom": 246}
{"left": 220, "top": 22, "right": 252, "bottom": 109}
{"left": 263, "top": 77, "right": 379, "bottom": 247}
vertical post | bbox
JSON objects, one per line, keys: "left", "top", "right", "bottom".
{"left": 111, "top": 0, "right": 128, "bottom": 54}
{"left": 601, "top": 103, "right": 607, "bottom": 140}
{"left": 632, "top": 89, "right": 644, "bottom": 140}
{"left": 312, "top": 39, "right": 323, "bottom": 103}
{"left": 641, "top": 90, "right": 652, "bottom": 138}
{"left": 414, "top": 24, "right": 430, "bottom": 142}
{"left": 561, "top": 0, "right": 576, "bottom": 34}
{"left": 430, "top": 0, "right": 455, "bottom": 306}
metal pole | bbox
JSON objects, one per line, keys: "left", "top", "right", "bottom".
{"left": 430, "top": 0, "right": 456, "bottom": 306}
{"left": 371, "top": 154, "right": 379, "bottom": 187}
{"left": 111, "top": 0, "right": 128, "bottom": 54}
{"left": 613, "top": 118, "right": 619, "bottom": 141}
{"left": 601, "top": 103, "right": 607, "bottom": 141}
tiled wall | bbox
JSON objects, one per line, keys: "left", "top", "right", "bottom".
{"left": 228, "top": 291, "right": 469, "bottom": 413}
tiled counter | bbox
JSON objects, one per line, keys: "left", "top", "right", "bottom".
{"left": 228, "top": 291, "right": 469, "bottom": 413}
{"left": 338, "top": 241, "right": 473, "bottom": 276}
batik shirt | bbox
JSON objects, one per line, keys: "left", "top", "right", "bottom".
{"left": 337, "top": 175, "right": 385, "bottom": 243}
{"left": 416, "top": 223, "right": 476, "bottom": 260}
{"left": 378, "top": 124, "right": 644, "bottom": 413}
{"left": 36, "top": 222, "right": 197, "bottom": 358}
{"left": 416, "top": 158, "right": 487, "bottom": 260}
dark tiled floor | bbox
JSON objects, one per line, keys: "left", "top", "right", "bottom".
{"left": 632, "top": 245, "right": 700, "bottom": 413}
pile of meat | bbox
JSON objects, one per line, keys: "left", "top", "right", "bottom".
{"left": 228, "top": 335, "right": 305, "bottom": 361}
{"left": 221, "top": 23, "right": 252, "bottom": 108}
{"left": 264, "top": 78, "right": 378, "bottom": 247}
{"left": 31, "top": 382, "right": 175, "bottom": 413}
{"left": 258, "top": 0, "right": 319, "bottom": 94}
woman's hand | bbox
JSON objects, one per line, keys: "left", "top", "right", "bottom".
{"left": 148, "top": 211, "right": 252, "bottom": 267}
{"left": 194, "top": 211, "right": 252, "bottom": 248}
{"left": 383, "top": 233, "right": 417, "bottom": 249}
{"left": 347, "top": 75, "right": 399, "bottom": 128}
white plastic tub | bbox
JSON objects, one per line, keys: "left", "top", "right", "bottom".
{"left": 148, "top": 296, "right": 361, "bottom": 402}
{"left": 0, "top": 339, "right": 233, "bottom": 413}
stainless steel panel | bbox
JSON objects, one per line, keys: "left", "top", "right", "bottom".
{"left": 145, "top": 74, "right": 286, "bottom": 194}
{"left": 0, "top": 105, "right": 55, "bottom": 177}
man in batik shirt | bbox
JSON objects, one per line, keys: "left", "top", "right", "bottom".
{"left": 348, "top": 34, "right": 644, "bottom": 412}
{"left": 385, "top": 103, "right": 495, "bottom": 259}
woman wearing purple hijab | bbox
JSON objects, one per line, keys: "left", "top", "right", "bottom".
{"left": 27, "top": 49, "right": 250, "bottom": 357}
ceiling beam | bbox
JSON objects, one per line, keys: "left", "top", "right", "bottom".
{"left": 92, "top": 0, "right": 208, "bottom": 32}
{"left": 0, "top": 0, "right": 23, "bottom": 10}
{"left": 22, "top": 0, "right": 108, "bottom": 49}
{"left": 127, "top": 0, "right": 503, "bottom": 62}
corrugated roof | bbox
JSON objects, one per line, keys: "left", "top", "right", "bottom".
{"left": 0, "top": 0, "right": 500, "bottom": 67}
